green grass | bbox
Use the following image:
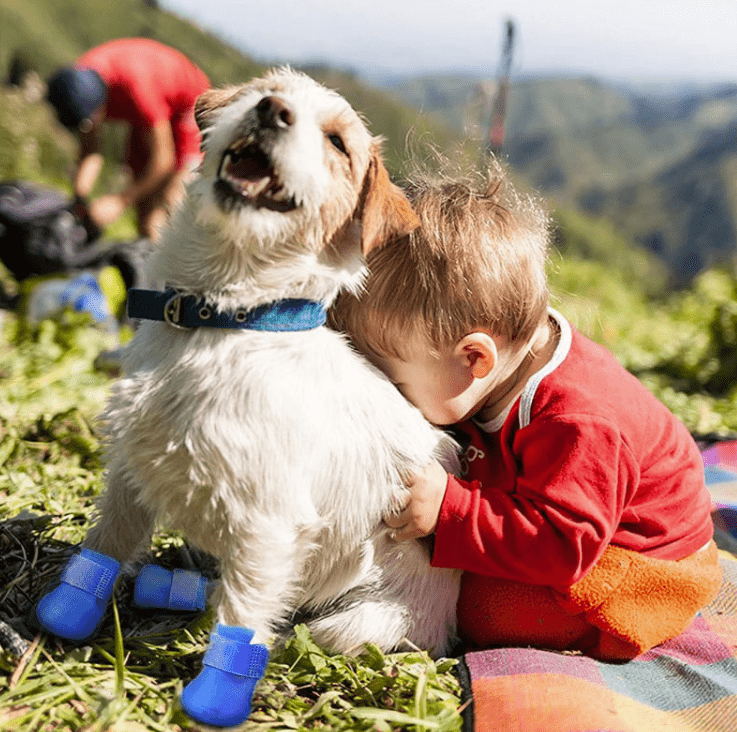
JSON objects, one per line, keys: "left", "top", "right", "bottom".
{"left": 2, "top": 247, "right": 737, "bottom": 729}
{"left": 549, "top": 254, "right": 737, "bottom": 437}
{"left": 3, "top": 170, "right": 737, "bottom": 730}
{"left": 0, "top": 310, "right": 466, "bottom": 731}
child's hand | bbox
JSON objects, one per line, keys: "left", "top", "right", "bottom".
{"left": 385, "top": 459, "right": 448, "bottom": 541}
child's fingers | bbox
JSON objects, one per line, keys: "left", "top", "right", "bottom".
{"left": 386, "top": 508, "right": 435, "bottom": 541}
{"left": 385, "top": 506, "right": 411, "bottom": 528}
{"left": 390, "top": 524, "right": 426, "bottom": 542}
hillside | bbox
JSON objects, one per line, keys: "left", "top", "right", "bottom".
{"left": 374, "top": 73, "right": 737, "bottom": 283}
{"left": 0, "top": 0, "right": 463, "bottom": 178}
{"left": 375, "top": 73, "right": 737, "bottom": 193}
{"left": 0, "top": 0, "right": 262, "bottom": 88}
{"left": 579, "top": 122, "right": 737, "bottom": 284}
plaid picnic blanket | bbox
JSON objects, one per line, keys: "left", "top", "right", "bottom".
{"left": 456, "top": 441, "right": 737, "bottom": 732}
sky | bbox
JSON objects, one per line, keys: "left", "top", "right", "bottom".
{"left": 161, "top": 0, "right": 737, "bottom": 83}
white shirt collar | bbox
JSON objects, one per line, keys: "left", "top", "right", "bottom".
{"left": 474, "top": 308, "right": 572, "bottom": 433}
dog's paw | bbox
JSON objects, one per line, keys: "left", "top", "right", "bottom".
{"left": 36, "top": 549, "right": 120, "bottom": 642}
{"left": 180, "top": 623, "right": 269, "bottom": 727}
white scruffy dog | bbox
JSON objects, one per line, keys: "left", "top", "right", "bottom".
{"left": 84, "top": 68, "right": 460, "bottom": 656}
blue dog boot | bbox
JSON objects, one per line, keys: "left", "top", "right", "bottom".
{"left": 180, "top": 624, "right": 269, "bottom": 727}
{"left": 133, "top": 565, "right": 208, "bottom": 612}
{"left": 36, "top": 548, "right": 120, "bottom": 642}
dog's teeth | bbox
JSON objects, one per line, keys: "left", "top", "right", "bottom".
{"left": 251, "top": 178, "right": 272, "bottom": 196}
{"left": 221, "top": 169, "right": 274, "bottom": 199}
{"left": 271, "top": 187, "right": 289, "bottom": 202}
{"left": 223, "top": 174, "right": 248, "bottom": 195}
{"left": 217, "top": 142, "right": 296, "bottom": 211}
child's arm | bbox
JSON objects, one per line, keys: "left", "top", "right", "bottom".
{"left": 385, "top": 459, "right": 449, "bottom": 541}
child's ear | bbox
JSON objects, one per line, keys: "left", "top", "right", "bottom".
{"left": 454, "top": 333, "right": 497, "bottom": 379}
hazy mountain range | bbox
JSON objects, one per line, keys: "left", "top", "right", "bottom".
{"left": 371, "top": 72, "right": 737, "bottom": 283}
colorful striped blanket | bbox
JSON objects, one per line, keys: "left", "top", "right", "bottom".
{"left": 456, "top": 441, "right": 737, "bottom": 732}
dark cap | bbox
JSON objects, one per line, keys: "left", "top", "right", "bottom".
{"left": 46, "top": 66, "right": 107, "bottom": 131}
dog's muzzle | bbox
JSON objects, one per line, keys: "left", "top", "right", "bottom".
{"left": 215, "top": 96, "right": 299, "bottom": 213}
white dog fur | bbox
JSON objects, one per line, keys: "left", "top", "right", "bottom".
{"left": 84, "top": 68, "right": 460, "bottom": 656}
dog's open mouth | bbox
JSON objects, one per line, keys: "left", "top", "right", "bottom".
{"left": 217, "top": 142, "right": 298, "bottom": 212}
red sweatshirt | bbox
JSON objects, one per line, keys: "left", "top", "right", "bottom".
{"left": 432, "top": 310, "right": 713, "bottom": 590}
{"left": 78, "top": 38, "right": 210, "bottom": 172}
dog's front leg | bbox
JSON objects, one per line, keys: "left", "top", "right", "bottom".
{"left": 210, "top": 518, "right": 309, "bottom": 646}
{"left": 180, "top": 522, "right": 285, "bottom": 729}
{"left": 35, "top": 458, "right": 154, "bottom": 642}
{"left": 83, "top": 457, "right": 155, "bottom": 565}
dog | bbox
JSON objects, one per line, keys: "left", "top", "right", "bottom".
{"left": 83, "top": 68, "right": 461, "bottom": 657}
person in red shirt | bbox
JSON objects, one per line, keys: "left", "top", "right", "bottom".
{"left": 46, "top": 38, "right": 210, "bottom": 240}
{"left": 331, "top": 168, "right": 722, "bottom": 661}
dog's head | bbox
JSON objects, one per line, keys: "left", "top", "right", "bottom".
{"left": 190, "top": 68, "right": 418, "bottom": 260}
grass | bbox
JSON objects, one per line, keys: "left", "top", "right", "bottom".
{"left": 4, "top": 250, "right": 737, "bottom": 731}
{"left": 0, "top": 310, "right": 466, "bottom": 731}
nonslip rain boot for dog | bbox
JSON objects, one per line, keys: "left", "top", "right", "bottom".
{"left": 180, "top": 624, "right": 269, "bottom": 727}
{"left": 36, "top": 548, "right": 120, "bottom": 642}
{"left": 133, "top": 565, "right": 208, "bottom": 612}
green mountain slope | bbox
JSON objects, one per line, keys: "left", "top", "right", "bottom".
{"left": 375, "top": 72, "right": 737, "bottom": 282}
{"left": 579, "top": 124, "right": 737, "bottom": 284}
{"left": 0, "top": 0, "right": 263, "bottom": 86}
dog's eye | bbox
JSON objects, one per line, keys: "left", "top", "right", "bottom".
{"left": 328, "top": 134, "right": 347, "bottom": 155}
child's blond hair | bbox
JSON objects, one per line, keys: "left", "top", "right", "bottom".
{"left": 331, "top": 166, "right": 551, "bottom": 360}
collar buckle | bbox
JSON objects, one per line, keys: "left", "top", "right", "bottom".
{"left": 163, "top": 292, "right": 190, "bottom": 330}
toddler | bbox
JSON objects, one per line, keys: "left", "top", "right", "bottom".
{"left": 331, "top": 169, "right": 721, "bottom": 660}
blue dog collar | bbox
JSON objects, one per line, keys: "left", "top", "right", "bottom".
{"left": 126, "top": 289, "right": 326, "bottom": 332}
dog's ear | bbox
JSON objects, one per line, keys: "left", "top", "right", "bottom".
{"left": 359, "top": 145, "right": 419, "bottom": 254}
{"left": 194, "top": 86, "right": 244, "bottom": 142}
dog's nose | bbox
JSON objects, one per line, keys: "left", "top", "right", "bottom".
{"left": 256, "top": 96, "right": 295, "bottom": 129}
